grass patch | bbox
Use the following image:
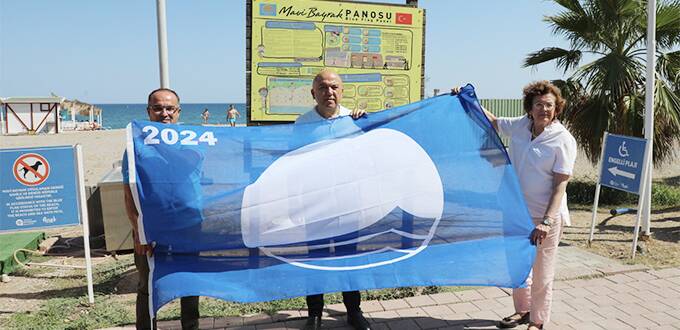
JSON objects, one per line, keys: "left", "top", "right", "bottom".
{"left": 1, "top": 296, "right": 134, "bottom": 330}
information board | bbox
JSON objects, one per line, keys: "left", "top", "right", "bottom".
{"left": 599, "top": 133, "right": 647, "bottom": 194}
{"left": 1, "top": 146, "right": 81, "bottom": 232}
{"left": 249, "top": 0, "right": 424, "bottom": 122}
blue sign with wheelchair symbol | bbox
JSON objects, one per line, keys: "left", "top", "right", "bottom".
{"left": 599, "top": 134, "right": 647, "bottom": 194}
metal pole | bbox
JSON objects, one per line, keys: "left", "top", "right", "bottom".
{"left": 642, "top": 0, "right": 656, "bottom": 237}
{"left": 156, "top": 0, "right": 170, "bottom": 88}
{"left": 76, "top": 145, "right": 95, "bottom": 303}
{"left": 588, "top": 133, "right": 609, "bottom": 244}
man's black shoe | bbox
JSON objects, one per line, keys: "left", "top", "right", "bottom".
{"left": 303, "top": 315, "right": 322, "bottom": 330}
{"left": 347, "top": 312, "right": 371, "bottom": 330}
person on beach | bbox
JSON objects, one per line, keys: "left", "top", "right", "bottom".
{"left": 123, "top": 88, "right": 200, "bottom": 330}
{"left": 453, "top": 81, "right": 576, "bottom": 330}
{"left": 227, "top": 104, "right": 240, "bottom": 127}
{"left": 295, "top": 69, "right": 369, "bottom": 330}
{"left": 201, "top": 108, "right": 210, "bottom": 124}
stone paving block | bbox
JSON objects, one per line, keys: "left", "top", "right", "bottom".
{"left": 614, "top": 302, "right": 652, "bottom": 316}
{"left": 663, "top": 306, "right": 680, "bottom": 320}
{"left": 254, "top": 323, "right": 287, "bottom": 330}
{"left": 584, "top": 294, "right": 618, "bottom": 307}
{"left": 556, "top": 266, "right": 599, "bottom": 280}
{"left": 660, "top": 298, "right": 680, "bottom": 311}
{"left": 667, "top": 276, "right": 680, "bottom": 285}
{"left": 563, "top": 297, "right": 597, "bottom": 311}
{"left": 651, "top": 286, "right": 680, "bottom": 299}
{"left": 563, "top": 287, "right": 592, "bottom": 298}
{"left": 396, "top": 307, "right": 428, "bottom": 318}
{"left": 566, "top": 321, "right": 604, "bottom": 329}
{"left": 550, "top": 311, "right": 580, "bottom": 325}
{"left": 471, "top": 298, "right": 505, "bottom": 311}
{"left": 325, "top": 303, "right": 346, "bottom": 316}
{"left": 591, "top": 305, "right": 630, "bottom": 320}
{"left": 446, "top": 302, "right": 480, "bottom": 314}
{"left": 465, "top": 309, "right": 500, "bottom": 323}
{"left": 366, "top": 323, "right": 389, "bottom": 330}
{"left": 427, "top": 292, "right": 461, "bottom": 305}
{"left": 649, "top": 278, "right": 678, "bottom": 289}
{"left": 214, "top": 316, "right": 245, "bottom": 328}
{"left": 199, "top": 318, "right": 215, "bottom": 329}
{"left": 476, "top": 287, "right": 508, "bottom": 299}
{"left": 567, "top": 309, "right": 606, "bottom": 322}
{"left": 610, "top": 292, "right": 644, "bottom": 304}
{"left": 584, "top": 284, "right": 616, "bottom": 296}
{"left": 156, "top": 319, "right": 182, "bottom": 330}
{"left": 282, "top": 318, "right": 306, "bottom": 329}
{"left": 605, "top": 282, "right": 636, "bottom": 293}
{"left": 641, "top": 300, "right": 677, "bottom": 313}
{"left": 626, "top": 279, "right": 661, "bottom": 291}
{"left": 225, "top": 326, "right": 256, "bottom": 330}
{"left": 563, "top": 278, "right": 590, "bottom": 288}
{"left": 648, "top": 268, "right": 680, "bottom": 279}
{"left": 413, "top": 316, "right": 448, "bottom": 329}
{"left": 579, "top": 278, "right": 611, "bottom": 288}
{"left": 552, "top": 289, "right": 573, "bottom": 301}
{"left": 494, "top": 295, "right": 514, "bottom": 307}
{"left": 270, "top": 310, "right": 301, "bottom": 322}
{"left": 551, "top": 300, "right": 577, "bottom": 313}
{"left": 359, "top": 300, "right": 383, "bottom": 313}
{"left": 629, "top": 289, "right": 665, "bottom": 303}
{"left": 405, "top": 294, "right": 437, "bottom": 308}
{"left": 455, "top": 289, "right": 484, "bottom": 302}
{"left": 420, "top": 304, "right": 453, "bottom": 317}
{"left": 597, "top": 263, "right": 649, "bottom": 275}
{"left": 594, "top": 318, "right": 634, "bottom": 329}
{"left": 436, "top": 325, "right": 466, "bottom": 330}
{"left": 553, "top": 280, "right": 573, "bottom": 289}
{"left": 385, "top": 318, "right": 419, "bottom": 330}
{"left": 367, "top": 310, "right": 400, "bottom": 322}
{"left": 379, "top": 298, "right": 410, "bottom": 311}
{"left": 606, "top": 273, "right": 637, "bottom": 284}
{"left": 618, "top": 314, "right": 654, "bottom": 328}
{"left": 437, "top": 312, "right": 469, "bottom": 326}
{"left": 242, "top": 314, "right": 273, "bottom": 325}
{"left": 319, "top": 315, "right": 346, "bottom": 328}
{"left": 627, "top": 271, "right": 659, "bottom": 281}
{"left": 642, "top": 312, "right": 680, "bottom": 326}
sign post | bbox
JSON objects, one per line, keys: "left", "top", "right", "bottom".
{"left": 588, "top": 133, "right": 648, "bottom": 258}
{"left": 0, "top": 145, "right": 94, "bottom": 303}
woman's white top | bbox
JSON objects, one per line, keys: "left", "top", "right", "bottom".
{"left": 497, "top": 116, "right": 577, "bottom": 225}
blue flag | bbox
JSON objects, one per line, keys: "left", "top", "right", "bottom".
{"left": 125, "top": 85, "right": 535, "bottom": 316}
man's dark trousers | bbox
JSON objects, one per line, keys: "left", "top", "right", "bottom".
{"left": 135, "top": 254, "right": 199, "bottom": 330}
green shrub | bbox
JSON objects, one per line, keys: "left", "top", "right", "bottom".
{"left": 567, "top": 180, "right": 680, "bottom": 207}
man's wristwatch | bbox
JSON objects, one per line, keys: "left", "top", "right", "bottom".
{"left": 541, "top": 216, "right": 553, "bottom": 226}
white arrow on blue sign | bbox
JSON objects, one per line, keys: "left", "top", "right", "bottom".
{"left": 599, "top": 134, "right": 647, "bottom": 194}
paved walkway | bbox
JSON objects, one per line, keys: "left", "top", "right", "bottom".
{"left": 101, "top": 247, "right": 680, "bottom": 330}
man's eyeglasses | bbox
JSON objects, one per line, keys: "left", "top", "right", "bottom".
{"left": 148, "top": 105, "right": 180, "bottom": 114}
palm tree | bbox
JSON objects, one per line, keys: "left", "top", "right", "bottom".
{"left": 525, "top": 0, "right": 680, "bottom": 164}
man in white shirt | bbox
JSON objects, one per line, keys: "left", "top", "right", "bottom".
{"left": 295, "top": 69, "right": 369, "bottom": 330}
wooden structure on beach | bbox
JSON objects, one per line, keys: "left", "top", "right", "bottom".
{"left": 0, "top": 96, "right": 64, "bottom": 135}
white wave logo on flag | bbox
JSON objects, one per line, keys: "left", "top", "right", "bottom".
{"left": 241, "top": 128, "right": 444, "bottom": 270}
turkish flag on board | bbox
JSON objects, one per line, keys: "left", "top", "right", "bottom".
{"left": 396, "top": 12, "right": 412, "bottom": 25}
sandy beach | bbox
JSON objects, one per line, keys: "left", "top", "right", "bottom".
{"left": 1, "top": 129, "right": 678, "bottom": 188}
{"left": 1, "top": 129, "right": 128, "bottom": 186}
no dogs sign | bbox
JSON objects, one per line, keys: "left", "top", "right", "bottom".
{"left": 13, "top": 153, "right": 50, "bottom": 186}
{"left": 0, "top": 146, "right": 81, "bottom": 231}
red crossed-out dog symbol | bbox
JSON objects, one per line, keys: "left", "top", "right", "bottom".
{"left": 13, "top": 153, "right": 50, "bottom": 186}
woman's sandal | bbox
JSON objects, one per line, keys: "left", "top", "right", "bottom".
{"left": 497, "top": 312, "right": 530, "bottom": 328}
{"left": 527, "top": 322, "right": 543, "bottom": 330}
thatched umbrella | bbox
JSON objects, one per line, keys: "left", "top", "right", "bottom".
{"left": 60, "top": 98, "right": 103, "bottom": 126}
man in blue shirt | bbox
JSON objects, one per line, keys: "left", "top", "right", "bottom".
{"left": 296, "top": 69, "right": 370, "bottom": 330}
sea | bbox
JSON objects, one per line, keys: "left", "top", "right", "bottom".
{"left": 74, "top": 103, "right": 248, "bottom": 129}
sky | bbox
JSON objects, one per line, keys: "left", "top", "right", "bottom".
{"left": 0, "top": 0, "right": 573, "bottom": 103}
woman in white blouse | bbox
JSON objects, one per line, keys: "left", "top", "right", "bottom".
{"left": 455, "top": 81, "right": 577, "bottom": 330}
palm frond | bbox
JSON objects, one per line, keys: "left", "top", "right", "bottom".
{"left": 524, "top": 47, "right": 583, "bottom": 74}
